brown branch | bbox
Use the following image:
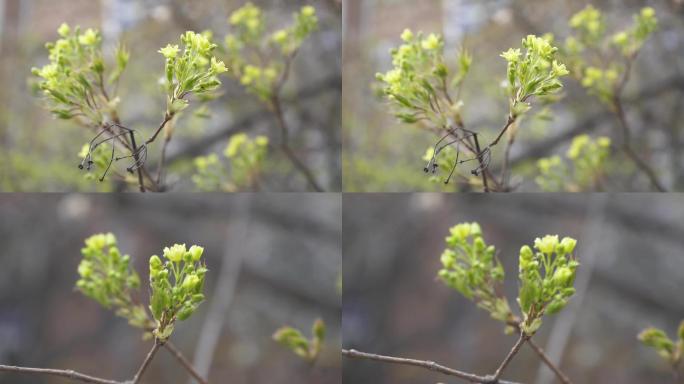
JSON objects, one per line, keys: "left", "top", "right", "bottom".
{"left": 130, "top": 339, "right": 162, "bottom": 384}
{"left": 146, "top": 113, "right": 174, "bottom": 146}
{"left": 271, "top": 96, "right": 324, "bottom": 192}
{"left": 612, "top": 97, "right": 666, "bottom": 191}
{"left": 0, "top": 365, "right": 120, "bottom": 384}
{"left": 163, "top": 341, "right": 208, "bottom": 384}
{"left": 491, "top": 332, "right": 529, "bottom": 381}
{"left": 342, "top": 349, "right": 522, "bottom": 384}
{"left": 526, "top": 338, "right": 573, "bottom": 384}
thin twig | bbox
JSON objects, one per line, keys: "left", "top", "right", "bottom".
{"left": 527, "top": 339, "right": 572, "bottom": 384}
{"left": 612, "top": 98, "right": 666, "bottom": 191}
{"left": 164, "top": 341, "right": 208, "bottom": 384}
{"left": 146, "top": 113, "right": 174, "bottom": 146}
{"left": 341, "top": 349, "right": 522, "bottom": 384}
{"left": 271, "top": 96, "right": 324, "bottom": 191}
{"left": 490, "top": 332, "right": 529, "bottom": 381}
{"left": 0, "top": 365, "right": 119, "bottom": 384}
{"left": 130, "top": 339, "right": 162, "bottom": 384}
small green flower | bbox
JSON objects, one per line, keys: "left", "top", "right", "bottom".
{"left": 163, "top": 244, "right": 186, "bottom": 263}
{"left": 273, "top": 319, "right": 326, "bottom": 362}
{"left": 159, "top": 44, "right": 180, "bottom": 59}
{"left": 79, "top": 28, "right": 99, "bottom": 46}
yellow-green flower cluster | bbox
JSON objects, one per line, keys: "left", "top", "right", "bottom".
{"left": 569, "top": 5, "right": 606, "bottom": 46}
{"left": 638, "top": 321, "right": 684, "bottom": 366}
{"left": 159, "top": 31, "right": 227, "bottom": 115}
{"left": 149, "top": 243, "right": 207, "bottom": 340}
{"left": 273, "top": 319, "right": 326, "bottom": 362}
{"left": 76, "top": 233, "right": 149, "bottom": 328}
{"left": 500, "top": 35, "right": 568, "bottom": 117}
{"left": 192, "top": 134, "right": 269, "bottom": 191}
{"left": 437, "top": 222, "right": 511, "bottom": 323}
{"left": 564, "top": 6, "right": 658, "bottom": 105}
{"left": 223, "top": 3, "right": 318, "bottom": 102}
{"left": 376, "top": 29, "right": 470, "bottom": 127}
{"left": 32, "top": 23, "right": 127, "bottom": 123}
{"left": 224, "top": 133, "right": 269, "bottom": 188}
{"left": 518, "top": 235, "right": 579, "bottom": 335}
{"left": 536, "top": 135, "right": 611, "bottom": 192}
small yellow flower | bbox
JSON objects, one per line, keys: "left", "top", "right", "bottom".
{"left": 159, "top": 44, "right": 180, "bottom": 59}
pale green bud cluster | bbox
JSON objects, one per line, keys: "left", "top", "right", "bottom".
{"left": 224, "top": 3, "right": 318, "bottom": 102}
{"left": 76, "top": 233, "right": 149, "bottom": 328}
{"left": 638, "top": 321, "right": 684, "bottom": 366}
{"left": 192, "top": 134, "right": 269, "bottom": 192}
{"left": 31, "top": 24, "right": 128, "bottom": 123}
{"left": 518, "top": 235, "right": 579, "bottom": 335}
{"left": 437, "top": 223, "right": 511, "bottom": 323}
{"left": 273, "top": 319, "right": 326, "bottom": 362}
{"left": 159, "top": 31, "right": 227, "bottom": 115}
{"left": 500, "top": 35, "right": 568, "bottom": 118}
{"left": 149, "top": 243, "right": 207, "bottom": 340}
{"left": 563, "top": 6, "right": 658, "bottom": 104}
{"left": 376, "top": 29, "right": 470, "bottom": 127}
{"left": 536, "top": 134, "right": 612, "bottom": 192}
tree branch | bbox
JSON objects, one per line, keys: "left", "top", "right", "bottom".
{"left": 342, "top": 349, "right": 522, "bottom": 384}
{"left": 490, "top": 332, "right": 529, "bottom": 381}
{"left": 130, "top": 339, "right": 162, "bottom": 384}
{"left": 164, "top": 341, "right": 208, "bottom": 384}
{"left": 271, "top": 96, "right": 324, "bottom": 191}
{"left": 526, "top": 338, "right": 573, "bottom": 384}
{"left": 0, "top": 365, "right": 120, "bottom": 384}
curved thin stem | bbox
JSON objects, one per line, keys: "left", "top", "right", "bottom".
{"left": 526, "top": 338, "right": 573, "bottom": 384}
{"left": 271, "top": 96, "right": 324, "bottom": 192}
{"left": 0, "top": 365, "right": 119, "bottom": 384}
{"left": 164, "top": 341, "right": 208, "bottom": 384}
{"left": 491, "top": 332, "right": 529, "bottom": 381}
{"left": 131, "top": 339, "right": 162, "bottom": 384}
{"left": 342, "top": 349, "right": 522, "bottom": 384}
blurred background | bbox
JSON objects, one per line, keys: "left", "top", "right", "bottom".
{"left": 0, "top": 0, "right": 341, "bottom": 192}
{"left": 343, "top": 193, "right": 684, "bottom": 383}
{"left": 0, "top": 193, "right": 341, "bottom": 383}
{"left": 343, "top": 0, "right": 684, "bottom": 192}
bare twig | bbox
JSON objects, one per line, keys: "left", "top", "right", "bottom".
{"left": 342, "top": 349, "right": 522, "bottom": 384}
{"left": 146, "top": 113, "right": 174, "bottom": 146}
{"left": 0, "top": 365, "right": 120, "bottom": 384}
{"left": 491, "top": 332, "right": 529, "bottom": 381}
{"left": 271, "top": 96, "right": 324, "bottom": 191}
{"left": 164, "top": 341, "right": 208, "bottom": 384}
{"left": 527, "top": 339, "right": 572, "bottom": 384}
{"left": 130, "top": 339, "right": 162, "bottom": 384}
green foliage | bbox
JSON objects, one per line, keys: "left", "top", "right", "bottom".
{"left": 273, "top": 319, "right": 326, "bottom": 362}
{"left": 149, "top": 244, "right": 207, "bottom": 340}
{"left": 564, "top": 6, "right": 658, "bottom": 104}
{"left": 500, "top": 35, "right": 568, "bottom": 118}
{"left": 375, "top": 29, "right": 469, "bottom": 127}
{"left": 518, "top": 235, "right": 578, "bottom": 335}
{"left": 77, "top": 234, "right": 208, "bottom": 341}
{"left": 638, "top": 321, "right": 684, "bottom": 367}
{"left": 192, "top": 133, "right": 269, "bottom": 191}
{"left": 159, "top": 31, "right": 227, "bottom": 115}
{"left": 438, "top": 223, "right": 578, "bottom": 336}
{"left": 438, "top": 223, "right": 511, "bottom": 323}
{"left": 31, "top": 24, "right": 123, "bottom": 124}
{"left": 536, "top": 134, "right": 611, "bottom": 191}
{"left": 76, "top": 233, "right": 150, "bottom": 329}
{"left": 224, "top": 3, "right": 318, "bottom": 102}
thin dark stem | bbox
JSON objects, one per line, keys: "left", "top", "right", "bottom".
{"left": 612, "top": 98, "right": 666, "bottom": 191}
{"left": 163, "top": 341, "right": 208, "bottom": 384}
{"left": 130, "top": 339, "right": 162, "bottom": 384}
{"left": 0, "top": 365, "right": 119, "bottom": 384}
{"left": 342, "top": 349, "right": 522, "bottom": 384}
{"left": 491, "top": 332, "right": 529, "bottom": 381}
{"left": 146, "top": 113, "right": 173, "bottom": 146}
{"left": 128, "top": 129, "right": 146, "bottom": 193}
{"left": 499, "top": 124, "right": 518, "bottom": 190}
{"left": 271, "top": 97, "right": 324, "bottom": 192}
{"left": 488, "top": 115, "right": 516, "bottom": 149}
{"left": 472, "top": 133, "right": 489, "bottom": 192}
{"left": 526, "top": 338, "right": 573, "bottom": 384}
